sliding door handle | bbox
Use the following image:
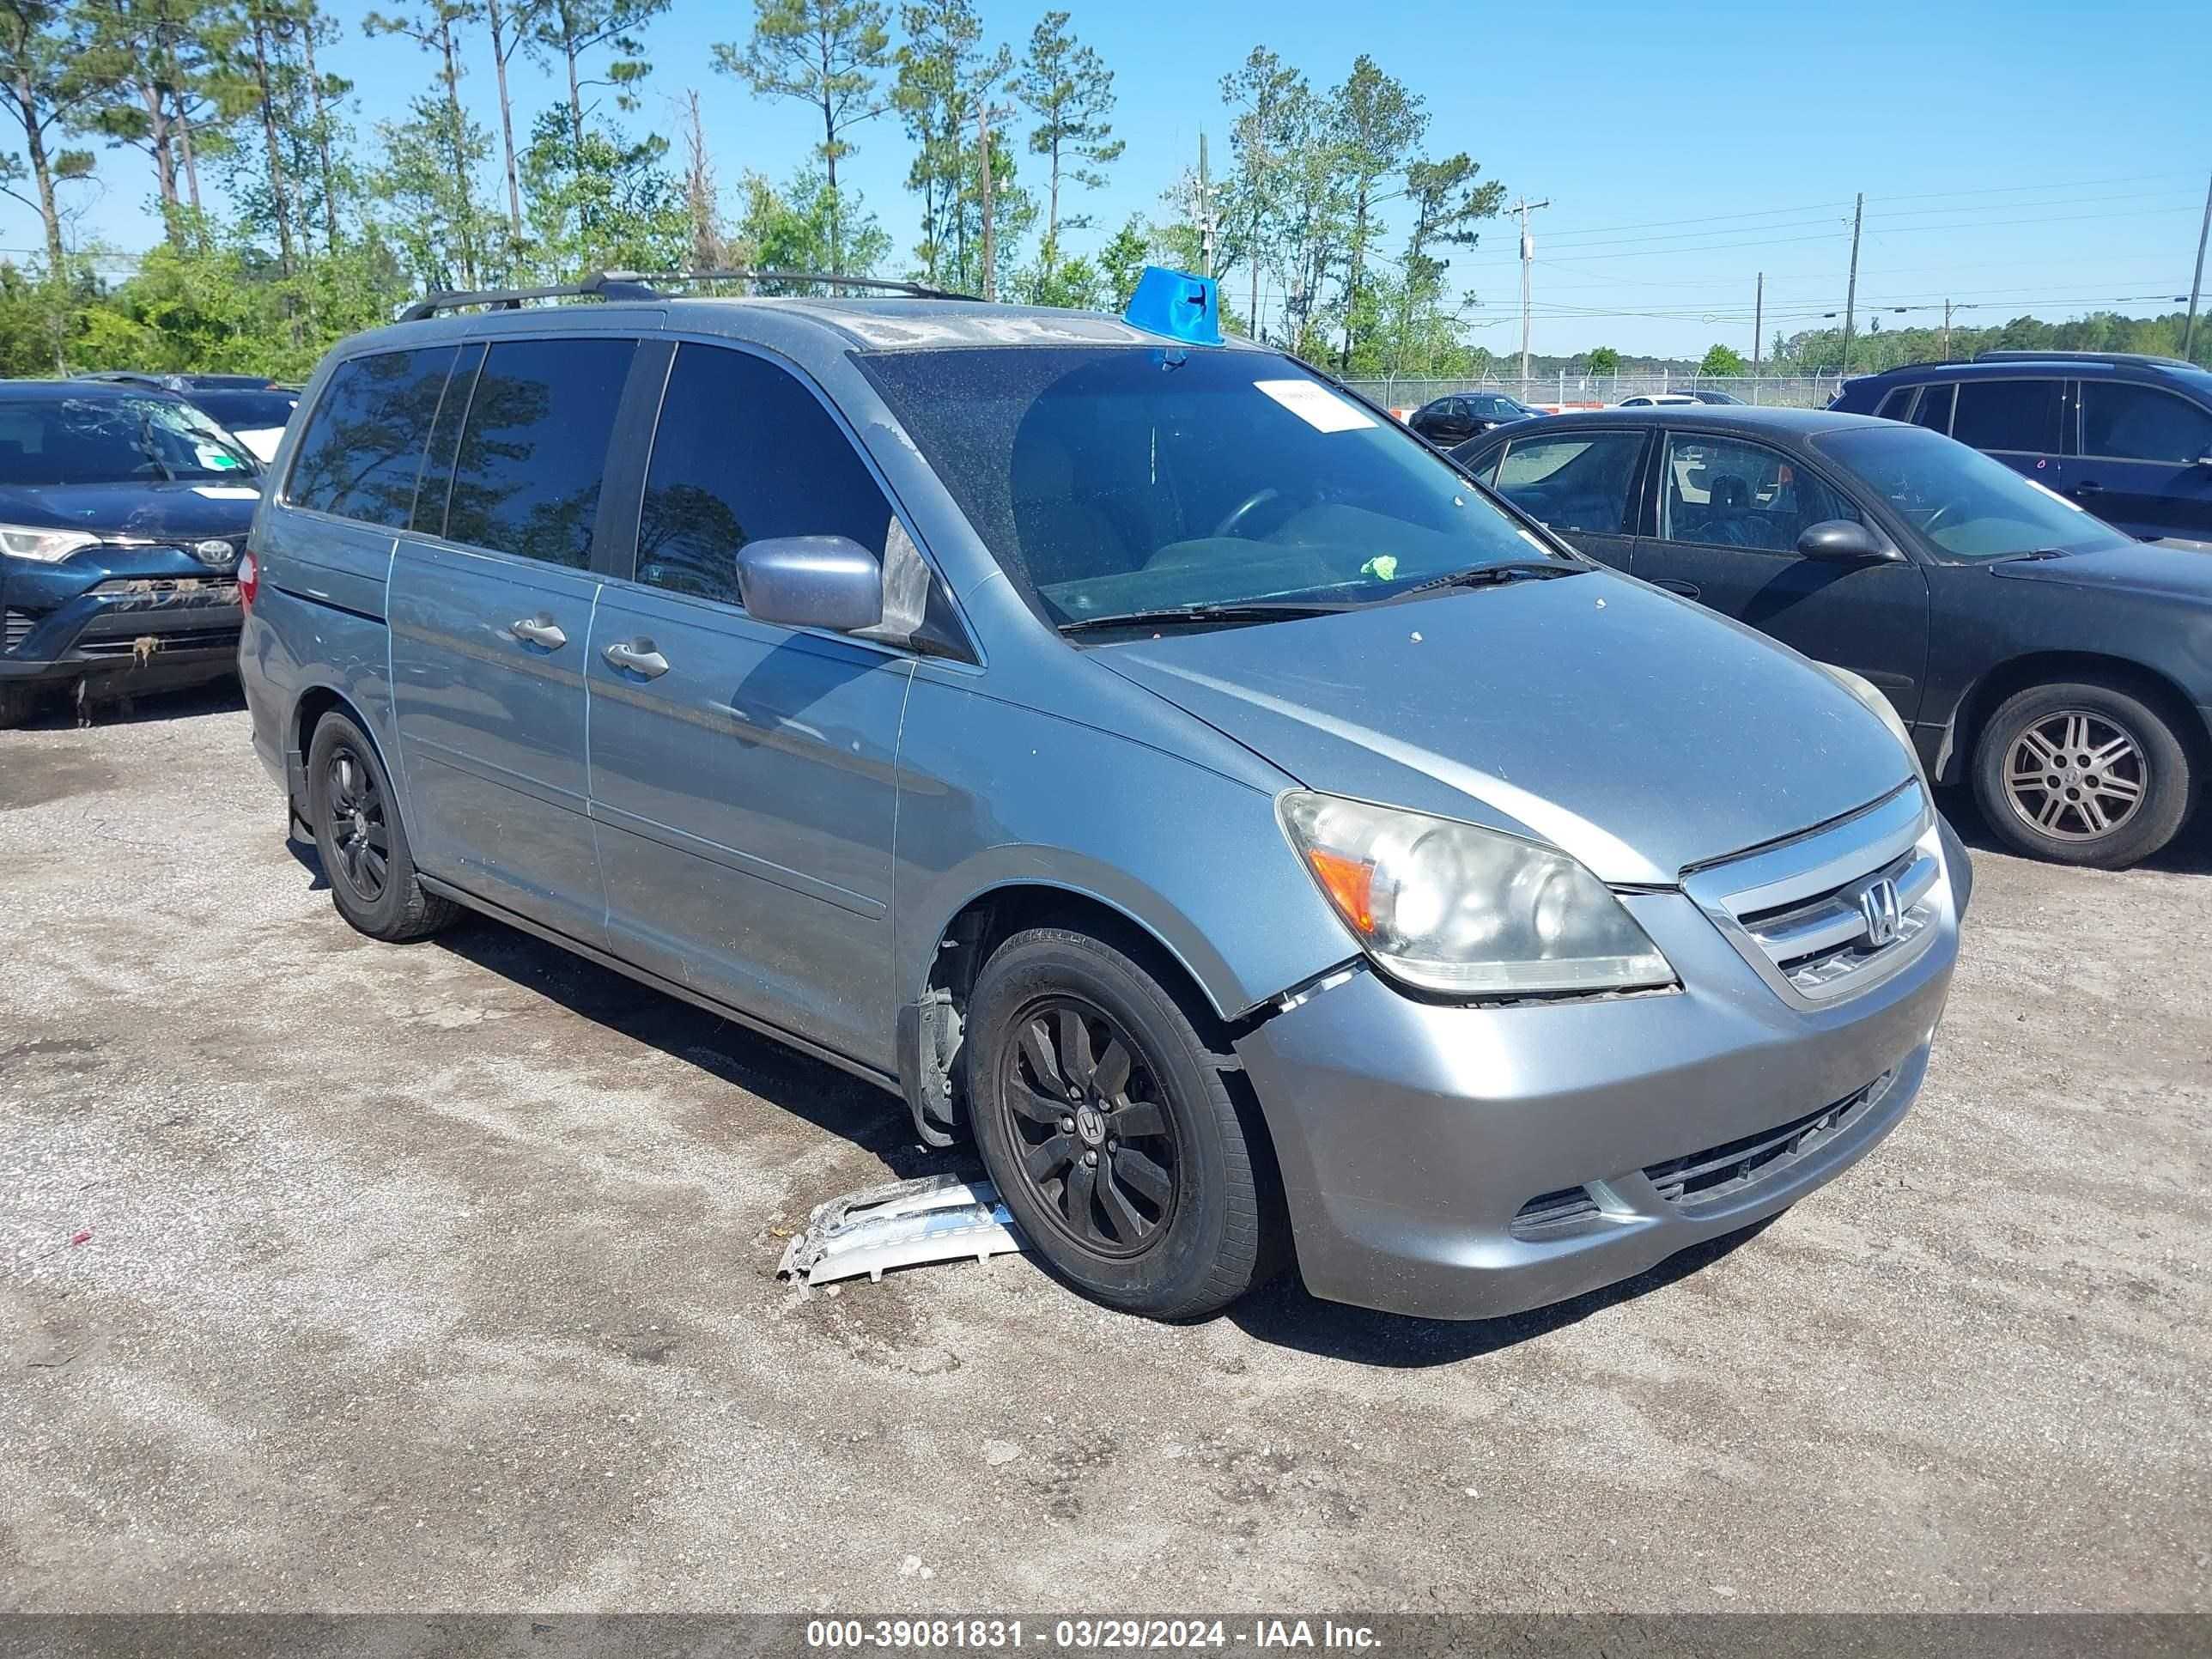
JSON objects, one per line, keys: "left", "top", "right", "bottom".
{"left": 603, "top": 638, "right": 669, "bottom": 679}
{"left": 508, "top": 616, "right": 567, "bottom": 648}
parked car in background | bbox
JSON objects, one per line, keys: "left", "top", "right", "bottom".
{"left": 1830, "top": 351, "right": 2212, "bottom": 544}
{"left": 1617, "top": 392, "right": 1702, "bottom": 407}
{"left": 1406, "top": 391, "right": 1543, "bottom": 446}
{"left": 238, "top": 270, "right": 1964, "bottom": 1325}
{"left": 1453, "top": 404, "right": 2212, "bottom": 867}
{"left": 1680, "top": 388, "right": 1746, "bottom": 404}
{"left": 0, "top": 380, "right": 258, "bottom": 726}
{"left": 77, "top": 372, "right": 300, "bottom": 464}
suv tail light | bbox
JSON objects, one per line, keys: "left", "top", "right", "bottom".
{"left": 236, "top": 549, "right": 258, "bottom": 609}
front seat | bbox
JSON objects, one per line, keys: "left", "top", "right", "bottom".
{"left": 1011, "top": 437, "right": 1132, "bottom": 587}
{"left": 1698, "top": 474, "right": 1759, "bottom": 546}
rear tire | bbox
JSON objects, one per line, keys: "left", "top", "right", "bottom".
{"left": 967, "top": 927, "right": 1283, "bottom": 1321}
{"left": 1971, "top": 679, "right": 2193, "bottom": 869}
{"left": 306, "top": 711, "right": 456, "bottom": 941}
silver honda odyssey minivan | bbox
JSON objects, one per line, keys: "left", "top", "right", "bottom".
{"left": 238, "top": 268, "right": 1969, "bottom": 1322}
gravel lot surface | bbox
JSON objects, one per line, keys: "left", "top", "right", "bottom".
{"left": 3, "top": 686, "right": 2207, "bottom": 1614}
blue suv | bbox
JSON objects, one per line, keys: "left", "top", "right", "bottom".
{"left": 1831, "top": 351, "right": 2212, "bottom": 544}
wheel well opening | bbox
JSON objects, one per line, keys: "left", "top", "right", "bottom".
{"left": 1955, "top": 653, "right": 2209, "bottom": 781}
{"left": 908, "top": 884, "right": 1297, "bottom": 1276}
{"left": 293, "top": 684, "right": 347, "bottom": 769}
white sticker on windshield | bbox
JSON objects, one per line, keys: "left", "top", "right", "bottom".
{"left": 191, "top": 486, "right": 262, "bottom": 500}
{"left": 1255, "top": 378, "right": 1376, "bottom": 433}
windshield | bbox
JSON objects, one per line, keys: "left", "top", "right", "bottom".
{"left": 860, "top": 346, "right": 1573, "bottom": 626}
{"left": 1814, "top": 423, "right": 2126, "bottom": 560}
{"left": 0, "top": 394, "right": 259, "bottom": 486}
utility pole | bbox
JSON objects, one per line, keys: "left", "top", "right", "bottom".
{"left": 977, "top": 101, "right": 995, "bottom": 302}
{"left": 1840, "top": 191, "right": 1863, "bottom": 375}
{"left": 2185, "top": 171, "right": 2211, "bottom": 362}
{"left": 1514, "top": 196, "right": 1551, "bottom": 384}
{"left": 1752, "top": 270, "right": 1763, "bottom": 377}
{"left": 1195, "top": 131, "right": 1216, "bottom": 278}
{"left": 1942, "top": 299, "right": 1954, "bottom": 359}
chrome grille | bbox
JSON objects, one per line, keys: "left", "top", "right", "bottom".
{"left": 1644, "top": 1073, "right": 1894, "bottom": 1212}
{"left": 1683, "top": 784, "right": 1946, "bottom": 1007}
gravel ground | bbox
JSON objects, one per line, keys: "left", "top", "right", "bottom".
{"left": 2, "top": 685, "right": 2207, "bottom": 1615}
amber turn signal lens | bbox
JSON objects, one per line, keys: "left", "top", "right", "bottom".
{"left": 1304, "top": 848, "right": 1376, "bottom": 934}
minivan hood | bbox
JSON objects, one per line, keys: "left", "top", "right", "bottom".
{"left": 1989, "top": 540, "right": 2212, "bottom": 603}
{"left": 1098, "top": 572, "right": 1914, "bottom": 884}
{"left": 0, "top": 479, "right": 262, "bottom": 543}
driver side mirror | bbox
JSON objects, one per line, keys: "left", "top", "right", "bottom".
{"left": 734, "top": 536, "right": 884, "bottom": 633}
{"left": 1796, "top": 519, "right": 1897, "bottom": 562}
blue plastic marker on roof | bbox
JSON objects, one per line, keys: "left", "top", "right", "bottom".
{"left": 1122, "top": 265, "right": 1224, "bottom": 347}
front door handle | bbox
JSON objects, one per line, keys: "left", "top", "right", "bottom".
{"left": 1652, "top": 578, "right": 1702, "bottom": 599}
{"left": 2071, "top": 480, "right": 2105, "bottom": 497}
{"left": 603, "top": 638, "right": 669, "bottom": 679}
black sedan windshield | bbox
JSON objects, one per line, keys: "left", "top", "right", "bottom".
{"left": 1814, "top": 423, "right": 2125, "bottom": 560}
{"left": 0, "top": 395, "right": 258, "bottom": 486}
{"left": 861, "top": 346, "right": 1570, "bottom": 624}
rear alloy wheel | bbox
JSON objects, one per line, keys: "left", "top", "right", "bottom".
{"left": 307, "top": 711, "right": 457, "bottom": 942}
{"left": 968, "top": 927, "right": 1284, "bottom": 1320}
{"left": 1972, "top": 680, "right": 2194, "bottom": 869}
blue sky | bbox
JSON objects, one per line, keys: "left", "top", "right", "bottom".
{"left": 14, "top": 0, "right": 2210, "bottom": 357}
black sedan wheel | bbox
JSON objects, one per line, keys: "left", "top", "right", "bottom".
{"left": 968, "top": 927, "right": 1285, "bottom": 1320}
{"left": 1972, "top": 680, "right": 2195, "bottom": 869}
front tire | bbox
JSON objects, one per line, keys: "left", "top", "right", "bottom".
{"left": 1971, "top": 679, "right": 2194, "bottom": 869}
{"left": 306, "top": 711, "right": 456, "bottom": 941}
{"left": 967, "top": 927, "right": 1283, "bottom": 1321}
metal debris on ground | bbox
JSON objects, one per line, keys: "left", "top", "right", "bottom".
{"left": 777, "top": 1174, "right": 1024, "bottom": 1289}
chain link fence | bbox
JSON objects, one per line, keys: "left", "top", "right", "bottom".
{"left": 1343, "top": 372, "right": 1849, "bottom": 411}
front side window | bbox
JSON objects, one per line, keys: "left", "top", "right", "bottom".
{"left": 635, "top": 343, "right": 896, "bottom": 607}
{"left": 1950, "top": 378, "right": 2062, "bottom": 453}
{"left": 2079, "top": 382, "right": 2212, "bottom": 464}
{"left": 860, "top": 346, "right": 1576, "bottom": 626}
{"left": 444, "top": 337, "right": 635, "bottom": 568}
{"left": 287, "top": 348, "right": 453, "bottom": 526}
{"left": 1657, "top": 434, "right": 1857, "bottom": 553}
{"left": 1492, "top": 432, "right": 1644, "bottom": 534}
{"left": 0, "top": 393, "right": 258, "bottom": 489}
{"left": 1816, "top": 423, "right": 2125, "bottom": 560}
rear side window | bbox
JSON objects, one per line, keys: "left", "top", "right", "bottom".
{"left": 634, "top": 343, "right": 894, "bottom": 607}
{"left": 443, "top": 337, "right": 635, "bottom": 568}
{"left": 1874, "top": 385, "right": 1917, "bottom": 421}
{"left": 285, "top": 347, "right": 455, "bottom": 526}
{"left": 2080, "top": 382, "right": 2212, "bottom": 463}
{"left": 1911, "top": 383, "right": 1954, "bottom": 434}
{"left": 1492, "top": 432, "right": 1644, "bottom": 534}
{"left": 1950, "top": 379, "right": 2061, "bottom": 453}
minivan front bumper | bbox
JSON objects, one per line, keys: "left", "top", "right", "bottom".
{"left": 1233, "top": 816, "right": 1967, "bottom": 1321}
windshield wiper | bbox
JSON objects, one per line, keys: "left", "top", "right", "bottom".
{"left": 1990, "top": 547, "right": 2073, "bottom": 563}
{"left": 1394, "top": 559, "right": 1583, "bottom": 599}
{"left": 1057, "top": 599, "right": 1352, "bottom": 635}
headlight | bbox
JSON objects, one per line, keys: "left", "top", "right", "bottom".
{"left": 0, "top": 524, "right": 100, "bottom": 563}
{"left": 1279, "top": 791, "right": 1674, "bottom": 996}
{"left": 1821, "top": 662, "right": 1923, "bottom": 783}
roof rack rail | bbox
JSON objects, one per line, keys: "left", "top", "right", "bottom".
{"left": 1972, "top": 349, "right": 2196, "bottom": 369}
{"left": 397, "top": 266, "right": 978, "bottom": 321}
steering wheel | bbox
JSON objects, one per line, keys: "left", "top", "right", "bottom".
{"left": 1212, "top": 487, "right": 1282, "bottom": 539}
{"left": 1917, "top": 499, "right": 1955, "bottom": 535}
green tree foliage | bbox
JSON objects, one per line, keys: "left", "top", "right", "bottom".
{"left": 1774, "top": 310, "right": 2209, "bottom": 374}
{"left": 1329, "top": 54, "right": 1421, "bottom": 368}
{"left": 0, "top": 0, "right": 100, "bottom": 280}
{"left": 1585, "top": 344, "right": 1620, "bottom": 374}
{"left": 891, "top": 0, "right": 1012, "bottom": 289}
{"left": 528, "top": 0, "right": 667, "bottom": 152}
{"left": 518, "top": 105, "right": 688, "bottom": 275}
{"left": 735, "top": 162, "right": 889, "bottom": 281}
{"left": 715, "top": 0, "right": 889, "bottom": 270}
{"left": 1699, "top": 343, "right": 1746, "bottom": 375}
{"left": 1013, "top": 9, "right": 1117, "bottom": 278}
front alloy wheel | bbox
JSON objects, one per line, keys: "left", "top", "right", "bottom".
{"left": 999, "top": 998, "right": 1182, "bottom": 1259}
{"left": 2001, "top": 709, "right": 2146, "bottom": 843}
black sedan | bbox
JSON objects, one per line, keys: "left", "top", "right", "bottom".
{"left": 0, "top": 380, "right": 260, "bottom": 726}
{"left": 1452, "top": 406, "right": 2212, "bottom": 868}
{"left": 1407, "top": 391, "right": 1543, "bottom": 447}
